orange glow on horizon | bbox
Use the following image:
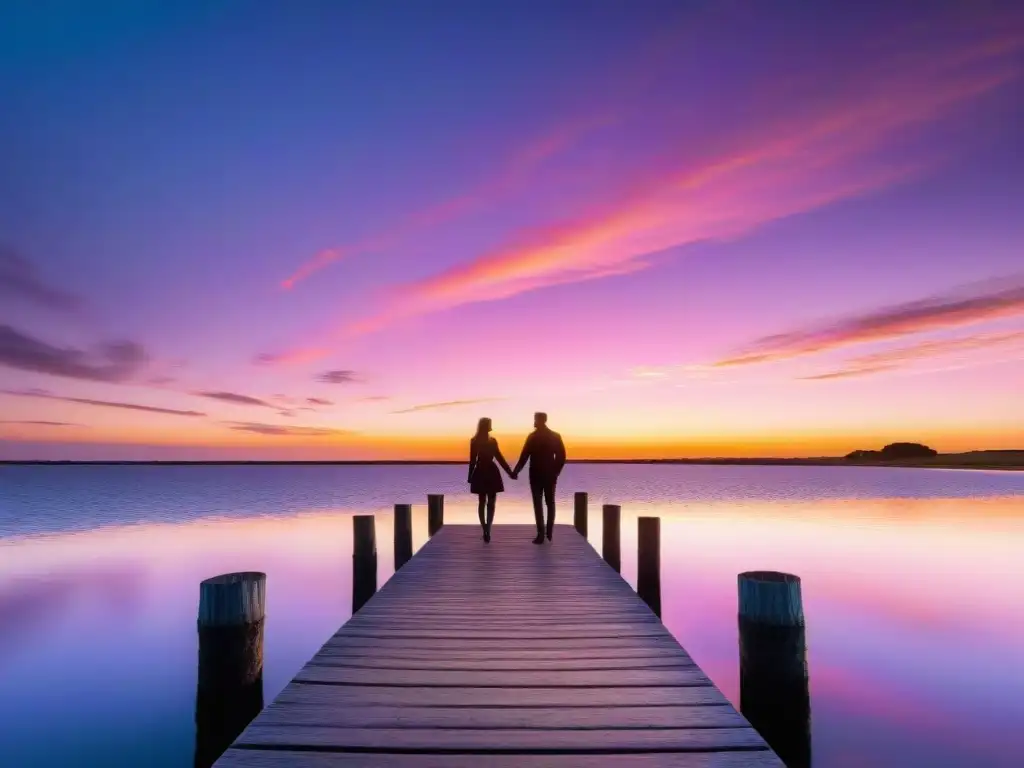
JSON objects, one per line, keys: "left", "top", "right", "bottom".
{"left": 4, "top": 423, "right": 1019, "bottom": 461}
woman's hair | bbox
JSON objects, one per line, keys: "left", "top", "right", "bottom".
{"left": 474, "top": 417, "right": 492, "bottom": 442}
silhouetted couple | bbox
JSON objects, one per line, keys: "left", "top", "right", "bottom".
{"left": 468, "top": 412, "right": 566, "bottom": 544}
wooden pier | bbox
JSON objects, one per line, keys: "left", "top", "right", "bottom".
{"left": 214, "top": 523, "right": 784, "bottom": 766}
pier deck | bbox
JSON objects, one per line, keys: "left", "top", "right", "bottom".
{"left": 216, "top": 523, "right": 783, "bottom": 766}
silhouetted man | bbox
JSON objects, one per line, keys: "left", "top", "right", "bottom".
{"left": 512, "top": 412, "right": 566, "bottom": 544}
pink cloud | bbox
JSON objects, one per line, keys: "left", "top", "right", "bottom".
{"left": 340, "top": 30, "right": 1021, "bottom": 337}
{"left": 261, "top": 21, "right": 1023, "bottom": 364}
{"left": 278, "top": 117, "right": 609, "bottom": 291}
{"left": 719, "top": 278, "right": 1024, "bottom": 368}
{"left": 280, "top": 249, "right": 346, "bottom": 291}
{"left": 800, "top": 329, "right": 1024, "bottom": 380}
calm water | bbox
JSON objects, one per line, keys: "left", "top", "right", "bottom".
{"left": 1, "top": 464, "right": 1023, "bottom": 767}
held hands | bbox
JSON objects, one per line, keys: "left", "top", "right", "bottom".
{"left": 510, "top": 469, "right": 519, "bottom": 480}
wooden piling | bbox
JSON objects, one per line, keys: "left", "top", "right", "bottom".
{"left": 573, "top": 492, "right": 588, "bottom": 537}
{"left": 738, "top": 570, "right": 811, "bottom": 768}
{"left": 352, "top": 515, "right": 377, "bottom": 614}
{"left": 194, "top": 571, "right": 265, "bottom": 768}
{"left": 637, "top": 516, "right": 661, "bottom": 617}
{"left": 427, "top": 494, "right": 444, "bottom": 536}
{"left": 602, "top": 504, "right": 621, "bottom": 572}
{"left": 394, "top": 503, "right": 413, "bottom": 571}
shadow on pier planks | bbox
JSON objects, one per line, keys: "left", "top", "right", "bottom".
{"left": 214, "top": 524, "right": 784, "bottom": 767}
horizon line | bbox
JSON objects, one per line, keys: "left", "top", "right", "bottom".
{"left": 1, "top": 449, "right": 1018, "bottom": 468}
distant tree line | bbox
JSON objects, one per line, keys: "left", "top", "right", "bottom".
{"left": 845, "top": 442, "right": 938, "bottom": 461}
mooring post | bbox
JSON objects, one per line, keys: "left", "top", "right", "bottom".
{"left": 738, "top": 571, "right": 811, "bottom": 768}
{"left": 352, "top": 515, "right": 377, "bottom": 613}
{"left": 574, "top": 492, "right": 588, "bottom": 537}
{"left": 602, "top": 504, "right": 621, "bottom": 572}
{"left": 427, "top": 493, "right": 444, "bottom": 536}
{"left": 194, "top": 571, "right": 266, "bottom": 768}
{"left": 637, "top": 516, "right": 661, "bottom": 617}
{"left": 394, "top": 503, "right": 413, "bottom": 571}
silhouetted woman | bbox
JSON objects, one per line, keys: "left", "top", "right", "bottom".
{"left": 468, "top": 417, "right": 514, "bottom": 543}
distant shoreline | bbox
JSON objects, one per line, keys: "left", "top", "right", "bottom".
{"left": 2, "top": 452, "right": 1020, "bottom": 470}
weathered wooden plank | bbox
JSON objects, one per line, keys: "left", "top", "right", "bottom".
{"left": 275, "top": 683, "right": 732, "bottom": 708}
{"left": 294, "top": 666, "right": 713, "bottom": 688}
{"left": 234, "top": 725, "right": 768, "bottom": 751}
{"left": 366, "top": 592, "right": 638, "bottom": 599}
{"left": 323, "top": 636, "right": 685, "bottom": 652}
{"left": 348, "top": 611, "right": 659, "bottom": 622}
{"left": 309, "top": 655, "right": 696, "bottom": 672}
{"left": 346, "top": 614, "right": 659, "bottom": 626}
{"left": 345, "top": 615, "right": 654, "bottom": 625}
{"left": 359, "top": 602, "right": 643, "bottom": 612}
{"left": 344, "top": 619, "right": 661, "bottom": 630}
{"left": 332, "top": 628, "right": 672, "bottom": 640}
{"left": 256, "top": 703, "right": 746, "bottom": 729}
{"left": 314, "top": 647, "right": 692, "bottom": 662}
{"left": 365, "top": 593, "right": 638, "bottom": 602}
{"left": 217, "top": 749, "right": 785, "bottom": 767}
{"left": 366, "top": 580, "right": 633, "bottom": 588}
{"left": 363, "top": 590, "right": 639, "bottom": 599}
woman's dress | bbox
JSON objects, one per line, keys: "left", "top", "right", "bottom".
{"left": 468, "top": 437, "right": 512, "bottom": 494}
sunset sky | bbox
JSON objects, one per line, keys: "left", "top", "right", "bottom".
{"left": 1, "top": 1, "right": 1023, "bottom": 460}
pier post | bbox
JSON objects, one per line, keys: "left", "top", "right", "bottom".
{"left": 394, "top": 503, "right": 413, "bottom": 571}
{"left": 738, "top": 571, "right": 811, "bottom": 768}
{"left": 194, "top": 571, "right": 265, "bottom": 768}
{"left": 427, "top": 494, "right": 444, "bottom": 536}
{"left": 602, "top": 504, "right": 621, "bottom": 572}
{"left": 574, "top": 492, "right": 588, "bottom": 537}
{"left": 637, "top": 516, "right": 661, "bottom": 617}
{"left": 352, "top": 515, "right": 377, "bottom": 613}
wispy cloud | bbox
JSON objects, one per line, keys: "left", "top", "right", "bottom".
{"left": 0, "top": 325, "right": 147, "bottom": 383}
{"left": 0, "top": 248, "right": 83, "bottom": 314}
{"left": 281, "top": 249, "right": 345, "bottom": 291}
{"left": 718, "top": 276, "right": 1024, "bottom": 367}
{"left": 359, "top": 395, "right": 390, "bottom": 402}
{"left": 0, "top": 420, "right": 79, "bottom": 427}
{"left": 226, "top": 421, "right": 355, "bottom": 437}
{"left": 391, "top": 398, "right": 501, "bottom": 414}
{"left": 630, "top": 367, "right": 671, "bottom": 379}
{"left": 255, "top": 349, "right": 331, "bottom": 367}
{"left": 800, "top": 329, "right": 1024, "bottom": 380}
{"left": 195, "top": 391, "right": 276, "bottom": 408}
{"left": 307, "top": 397, "right": 333, "bottom": 406}
{"left": 2, "top": 389, "right": 206, "bottom": 417}
{"left": 328, "top": 31, "right": 1022, "bottom": 340}
{"left": 800, "top": 364, "right": 901, "bottom": 381}
{"left": 279, "top": 118, "right": 608, "bottom": 291}
{"left": 317, "top": 370, "right": 360, "bottom": 384}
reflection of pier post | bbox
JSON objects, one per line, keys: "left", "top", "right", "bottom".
{"left": 194, "top": 572, "right": 265, "bottom": 768}
{"left": 352, "top": 515, "right": 377, "bottom": 614}
{"left": 737, "top": 571, "right": 811, "bottom": 768}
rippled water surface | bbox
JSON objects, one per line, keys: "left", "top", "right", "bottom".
{"left": 1, "top": 464, "right": 1023, "bottom": 767}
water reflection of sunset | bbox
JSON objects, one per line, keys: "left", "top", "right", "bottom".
{"left": 2, "top": 493, "right": 1022, "bottom": 766}
{"left": 4, "top": 497, "right": 1021, "bottom": 638}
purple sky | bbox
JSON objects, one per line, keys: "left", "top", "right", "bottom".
{"left": 1, "top": 1, "right": 1023, "bottom": 459}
